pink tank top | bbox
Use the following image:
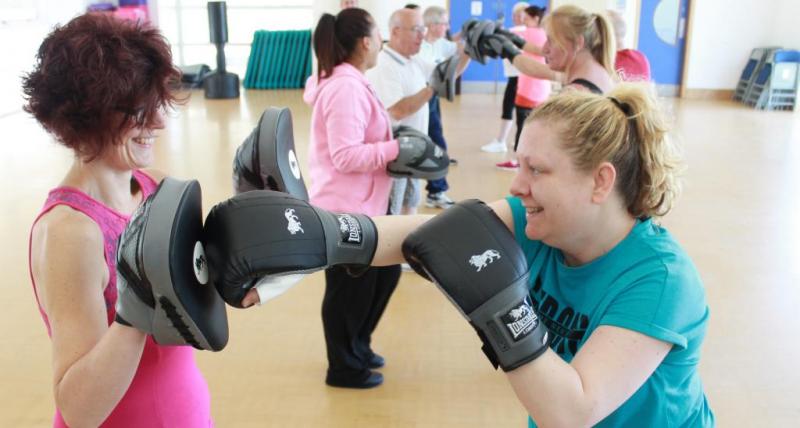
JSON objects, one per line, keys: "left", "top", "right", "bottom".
{"left": 29, "top": 170, "right": 212, "bottom": 427}
{"left": 515, "top": 26, "right": 551, "bottom": 108}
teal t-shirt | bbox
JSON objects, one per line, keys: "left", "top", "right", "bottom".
{"left": 506, "top": 197, "right": 714, "bottom": 428}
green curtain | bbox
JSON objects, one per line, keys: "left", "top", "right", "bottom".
{"left": 244, "top": 30, "right": 312, "bottom": 89}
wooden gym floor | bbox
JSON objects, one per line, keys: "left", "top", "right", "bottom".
{"left": 1, "top": 90, "right": 798, "bottom": 427}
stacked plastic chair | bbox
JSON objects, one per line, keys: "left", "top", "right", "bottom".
{"left": 243, "top": 30, "right": 312, "bottom": 89}
{"left": 763, "top": 50, "right": 800, "bottom": 110}
{"left": 733, "top": 47, "right": 780, "bottom": 102}
{"left": 744, "top": 49, "right": 800, "bottom": 111}
{"left": 743, "top": 58, "right": 775, "bottom": 108}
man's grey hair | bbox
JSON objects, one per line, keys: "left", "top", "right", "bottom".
{"left": 513, "top": 2, "right": 529, "bottom": 14}
{"left": 423, "top": 6, "right": 447, "bottom": 25}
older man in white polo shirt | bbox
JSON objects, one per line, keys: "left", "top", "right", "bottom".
{"left": 366, "top": 7, "right": 434, "bottom": 215}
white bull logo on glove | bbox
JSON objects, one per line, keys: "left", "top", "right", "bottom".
{"left": 285, "top": 208, "right": 304, "bottom": 235}
{"left": 468, "top": 249, "right": 501, "bottom": 272}
{"left": 509, "top": 304, "right": 532, "bottom": 321}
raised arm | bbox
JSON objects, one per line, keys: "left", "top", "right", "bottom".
{"left": 454, "top": 43, "right": 471, "bottom": 77}
{"left": 477, "top": 33, "right": 561, "bottom": 82}
{"left": 226, "top": 194, "right": 514, "bottom": 307}
{"left": 521, "top": 41, "right": 544, "bottom": 56}
{"left": 31, "top": 208, "right": 146, "bottom": 427}
{"left": 495, "top": 27, "right": 545, "bottom": 56}
{"left": 370, "top": 214, "right": 432, "bottom": 265}
{"left": 386, "top": 86, "right": 435, "bottom": 121}
{"left": 370, "top": 198, "right": 512, "bottom": 265}
{"left": 512, "top": 55, "right": 561, "bottom": 81}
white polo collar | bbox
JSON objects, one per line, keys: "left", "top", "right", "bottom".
{"left": 382, "top": 46, "right": 410, "bottom": 66}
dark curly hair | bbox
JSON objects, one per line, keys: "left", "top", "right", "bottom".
{"left": 22, "top": 13, "right": 182, "bottom": 160}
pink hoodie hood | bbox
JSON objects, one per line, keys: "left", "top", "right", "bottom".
{"left": 303, "top": 63, "right": 372, "bottom": 105}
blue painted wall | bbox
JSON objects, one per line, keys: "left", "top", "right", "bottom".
{"left": 450, "top": 0, "right": 548, "bottom": 82}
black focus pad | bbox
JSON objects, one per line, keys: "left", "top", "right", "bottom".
{"left": 233, "top": 107, "right": 309, "bottom": 200}
{"left": 116, "top": 177, "right": 229, "bottom": 351}
{"left": 389, "top": 125, "right": 450, "bottom": 180}
{"left": 431, "top": 53, "right": 460, "bottom": 102}
{"left": 401, "top": 199, "right": 528, "bottom": 314}
{"left": 203, "top": 190, "right": 327, "bottom": 307}
{"left": 494, "top": 26, "right": 527, "bottom": 49}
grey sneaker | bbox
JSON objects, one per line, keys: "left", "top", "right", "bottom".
{"left": 425, "top": 192, "right": 455, "bottom": 209}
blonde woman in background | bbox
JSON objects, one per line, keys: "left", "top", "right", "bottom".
{"left": 492, "top": 4, "right": 617, "bottom": 94}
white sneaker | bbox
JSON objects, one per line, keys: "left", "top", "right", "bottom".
{"left": 401, "top": 263, "right": 414, "bottom": 272}
{"left": 425, "top": 192, "right": 455, "bottom": 209}
{"left": 481, "top": 139, "right": 507, "bottom": 153}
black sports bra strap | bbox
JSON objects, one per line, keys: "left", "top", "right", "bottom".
{"left": 569, "top": 78, "right": 604, "bottom": 94}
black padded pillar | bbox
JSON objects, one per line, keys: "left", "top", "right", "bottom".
{"left": 204, "top": 1, "right": 240, "bottom": 99}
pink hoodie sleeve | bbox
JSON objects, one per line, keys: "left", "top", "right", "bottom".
{"left": 320, "top": 79, "right": 399, "bottom": 174}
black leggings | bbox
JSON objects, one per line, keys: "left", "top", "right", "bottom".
{"left": 322, "top": 264, "right": 400, "bottom": 382}
{"left": 501, "top": 77, "right": 518, "bottom": 120}
{"left": 514, "top": 105, "right": 533, "bottom": 152}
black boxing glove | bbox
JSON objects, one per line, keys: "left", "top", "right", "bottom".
{"left": 480, "top": 34, "right": 521, "bottom": 62}
{"left": 494, "top": 27, "right": 527, "bottom": 49}
{"left": 402, "top": 200, "right": 550, "bottom": 371}
{"left": 203, "top": 190, "right": 377, "bottom": 307}
{"left": 462, "top": 19, "right": 496, "bottom": 64}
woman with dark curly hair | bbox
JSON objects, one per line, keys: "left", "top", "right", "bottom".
{"left": 24, "top": 13, "right": 211, "bottom": 427}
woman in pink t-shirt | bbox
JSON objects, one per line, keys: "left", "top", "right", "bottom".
{"left": 24, "top": 14, "right": 211, "bottom": 427}
{"left": 496, "top": 6, "right": 552, "bottom": 170}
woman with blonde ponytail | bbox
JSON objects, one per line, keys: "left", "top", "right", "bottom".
{"left": 494, "top": 83, "right": 714, "bottom": 427}
{"left": 494, "top": 82, "right": 712, "bottom": 426}
{"left": 541, "top": 5, "right": 617, "bottom": 93}
{"left": 311, "top": 82, "right": 714, "bottom": 426}
{"left": 496, "top": 5, "right": 618, "bottom": 94}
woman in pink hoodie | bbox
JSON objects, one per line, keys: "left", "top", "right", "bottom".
{"left": 303, "top": 8, "right": 401, "bottom": 389}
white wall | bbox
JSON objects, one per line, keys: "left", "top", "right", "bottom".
{"left": 773, "top": 0, "right": 800, "bottom": 49}
{"left": 684, "top": 0, "right": 799, "bottom": 90}
{"left": 0, "top": 0, "right": 87, "bottom": 116}
{"left": 30, "top": 0, "right": 88, "bottom": 26}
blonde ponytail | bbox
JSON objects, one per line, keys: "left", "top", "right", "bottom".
{"left": 526, "top": 82, "right": 682, "bottom": 218}
{"left": 610, "top": 83, "right": 682, "bottom": 217}
{"left": 546, "top": 5, "right": 617, "bottom": 77}
{"left": 592, "top": 13, "right": 617, "bottom": 76}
